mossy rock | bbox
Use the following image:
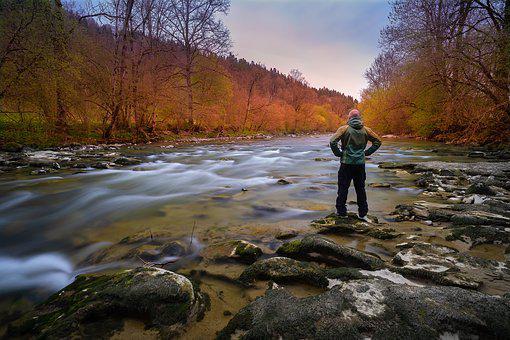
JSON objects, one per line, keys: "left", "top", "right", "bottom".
{"left": 238, "top": 257, "right": 328, "bottom": 288}
{"left": 277, "top": 235, "right": 385, "bottom": 270}
{"left": 446, "top": 225, "right": 510, "bottom": 246}
{"left": 218, "top": 278, "right": 510, "bottom": 339}
{"left": 366, "top": 228, "right": 402, "bottom": 240}
{"left": 311, "top": 213, "right": 376, "bottom": 234}
{"left": 7, "top": 267, "right": 208, "bottom": 339}
{"left": 200, "top": 240, "right": 262, "bottom": 264}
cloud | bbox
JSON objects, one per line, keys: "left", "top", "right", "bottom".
{"left": 225, "top": 0, "right": 390, "bottom": 98}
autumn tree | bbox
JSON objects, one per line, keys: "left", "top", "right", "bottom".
{"left": 162, "top": 0, "right": 231, "bottom": 128}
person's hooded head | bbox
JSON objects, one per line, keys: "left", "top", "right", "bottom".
{"left": 347, "top": 109, "right": 363, "bottom": 129}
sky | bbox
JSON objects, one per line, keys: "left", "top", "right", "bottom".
{"left": 224, "top": 0, "right": 391, "bottom": 99}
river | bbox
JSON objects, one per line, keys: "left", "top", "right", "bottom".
{"left": 0, "top": 135, "right": 478, "bottom": 325}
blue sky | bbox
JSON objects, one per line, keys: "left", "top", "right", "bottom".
{"left": 225, "top": 0, "right": 391, "bottom": 98}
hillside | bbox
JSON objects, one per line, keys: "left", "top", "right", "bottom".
{"left": 0, "top": 0, "right": 355, "bottom": 147}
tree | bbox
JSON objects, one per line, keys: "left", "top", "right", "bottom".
{"left": 162, "top": 0, "right": 231, "bottom": 128}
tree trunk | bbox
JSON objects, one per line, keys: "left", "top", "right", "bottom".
{"left": 53, "top": 0, "right": 67, "bottom": 133}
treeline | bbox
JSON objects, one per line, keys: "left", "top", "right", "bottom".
{"left": 360, "top": 0, "right": 510, "bottom": 144}
{"left": 0, "top": 0, "right": 355, "bottom": 146}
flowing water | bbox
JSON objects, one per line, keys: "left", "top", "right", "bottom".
{"left": 0, "top": 135, "right": 478, "bottom": 329}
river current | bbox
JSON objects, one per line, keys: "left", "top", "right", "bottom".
{"left": 0, "top": 135, "right": 472, "bottom": 301}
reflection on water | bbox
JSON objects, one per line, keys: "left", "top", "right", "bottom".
{"left": 0, "top": 136, "right": 471, "bottom": 296}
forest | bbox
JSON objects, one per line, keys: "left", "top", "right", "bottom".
{"left": 0, "top": 0, "right": 355, "bottom": 147}
{"left": 360, "top": 0, "right": 510, "bottom": 144}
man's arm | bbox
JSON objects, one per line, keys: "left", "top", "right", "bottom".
{"left": 329, "top": 126, "right": 348, "bottom": 157}
{"left": 364, "top": 127, "right": 382, "bottom": 156}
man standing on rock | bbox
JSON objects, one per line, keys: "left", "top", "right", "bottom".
{"left": 330, "top": 109, "right": 381, "bottom": 221}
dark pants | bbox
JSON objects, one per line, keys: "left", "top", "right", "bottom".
{"left": 336, "top": 163, "right": 368, "bottom": 217}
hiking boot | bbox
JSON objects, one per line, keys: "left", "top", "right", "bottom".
{"left": 335, "top": 212, "right": 348, "bottom": 219}
{"left": 357, "top": 214, "right": 372, "bottom": 223}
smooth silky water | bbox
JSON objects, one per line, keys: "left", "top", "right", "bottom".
{"left": 0, "top": 135, "right": 484, "bottom": 336}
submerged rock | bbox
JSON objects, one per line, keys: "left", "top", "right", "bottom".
{"left": 114, "top": 157, "right": 142, "bottom": 165}
{"left": 276, "top": 178, "right": 292, "bottom": 185}
{"left": 81, "top": 231, "right": 189, "bottom": 266}
{"left": 200, "top": 240, "right": 262, "bottom": 264}
{"left": 218, "top": 278, "right": 510, "bottom": 340}
{"left": 7, "top": 267, "right": 208, "bottom": 339}
{"left": 277, "top": 235, "right": 385, "bottom": 270}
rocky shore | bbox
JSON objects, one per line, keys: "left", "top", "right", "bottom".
{"left": 3, "top": 156, "right": 510, "bottom": 338}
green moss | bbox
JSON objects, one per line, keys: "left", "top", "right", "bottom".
{"left": 325, "top": 267, "right": 366, "bottom": 280}
{"left": 235, "top": 242, "right": 262, "bottom": 262}
{"left": 366, "top": 228, "right": 400, "bottom": 240}
{"left": 276, "top": 240, "right": 303, "bottom": 255}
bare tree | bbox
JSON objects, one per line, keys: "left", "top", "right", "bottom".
{"left": 162, "top": 0, "right": 231, "bottom": 127}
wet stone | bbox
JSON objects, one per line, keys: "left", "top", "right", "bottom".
{"left": 7, "top": 267, "right": 208, "bottom": 339}
{"left": 276, "top": 178, "right": 292, "bottom": 185}
{"left": 391, "top": 242, "right": 509, "bottom": 289}
{"left": 199, "top": 240, "right": 262, "bottom": 264}
{"left": 238, "top": 257, "right": 329, "bottom": 288}
{"left": 277, "top": 235, "right": 385, "bottom": 270}
{"left": 218, "top": 278, "right": 510, "bottom": 340}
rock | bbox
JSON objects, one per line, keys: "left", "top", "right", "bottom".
{"left": 274, "top": 229, "right": 299, "bottom": 240}
{"left": 277, "top": 235, "right": 385, "bottom": 270}
{"left": 1, "top": 142, "right": 23, "bottom": 152}
{"left": 468, "top": 151, "right": 486, "bottom": 158}
{"left": 276, "top": 178, "right": 291, "bottom": 185}
{"left": 310, "top": 213, "right": 377, "bottom": 234}
{"left": 391, "top": 242, "right": 509, "bottom": 289}
{"left": 218, "top": 278, "right": 510, "bottom": 340}
{"left": 92, "top": 162, "right": 114, "bottom": 169}
{"left": 81, "top": 231, "right": 189, "bottom": 266}
{"left": 238, "top": 257, "right": 329, "bottom": 288}
{"left": 366, "top": 228, "right": 402, "bottom": 240}
{"left": 200, "top": 240, "right": 262, "bottom": 264}
{"left": 446, "top": 225, "right": 510, "bottom": 246}
{"left": 466, "top": 182, "right": 497, "bottom": 196}
{"left": 28, "top": 159, "right": 55, "bottom": 167}
{"left": 114, "top": 157, "right": 142, "bottom": 165}
{"left": 7, "top": 267, "right": 208, "bottom": 339}
{"left": 451, "top": 210, "right": 510, "bottom": 227}
{"left": 413, "top": 161, "right": 510, "bottom": 177}
{"left": 314, "top": 157, "right": 333, "bottom": 162}
{"left": 368, "top": 182, "right": 391, "bottom": 188}
{"left": 378, "top": 162, "right": 417, "bottom": 170}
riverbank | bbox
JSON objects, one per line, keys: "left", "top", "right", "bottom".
{"left": 1, "top": 137, "right": 510, "bottom": 338}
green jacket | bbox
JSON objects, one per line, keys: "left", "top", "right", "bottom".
{"left": 329, "top": 116, "right": 382, "bottom": 164}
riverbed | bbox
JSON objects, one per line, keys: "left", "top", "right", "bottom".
{"left": 0, "top": 135, "right": 497, "bottom": 335}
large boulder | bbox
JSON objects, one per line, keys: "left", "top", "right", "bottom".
{"left": 218, "top": 278, "right": 510, "bottom": 339}
{"left": 277, "top": 235, "right": 385, "bottom": 270}
{"left": 7, "top": 267, "right": 208, "bottom": 339}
